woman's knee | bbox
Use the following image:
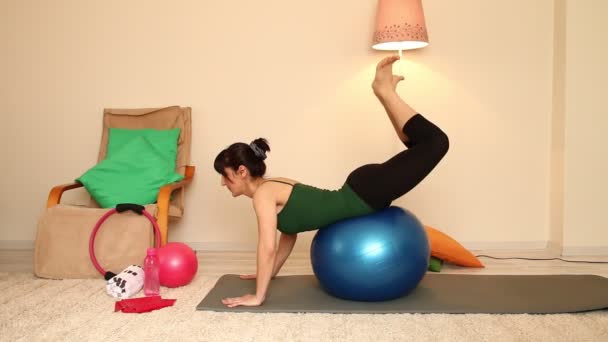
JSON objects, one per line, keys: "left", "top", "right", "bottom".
{"left": 431, "top": 131, "right": 449, "bottom": 158}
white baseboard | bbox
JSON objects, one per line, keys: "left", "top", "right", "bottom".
{"left": 545, "top": 240, "right": 564, "bottom": 255}
{"left": 186, "top": 242, "right": 257, "bottom": 252}
{"left": 0, "top": 240, "right": 260, "bottom": 252}
{"left": 190, "top": 240, "right": 554, "bottom": 253}
{"left": 0, "top": 240, "right": 261, "bottom": 252}
{"left": 562, "top": 246, "right": 608, "bottom": 256}
{"left": 460, "top": 240, "right": 549, "bottom": 252}
{"left": 3, "top": 239, "right": 607, "bottom": 256}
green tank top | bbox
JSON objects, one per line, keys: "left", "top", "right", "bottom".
{"left": 271, "top": 181, "right": 374, "bottom": 234}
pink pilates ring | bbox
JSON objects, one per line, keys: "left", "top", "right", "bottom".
{"left": 89, "top": 203, "right": 161, "bottom": 280}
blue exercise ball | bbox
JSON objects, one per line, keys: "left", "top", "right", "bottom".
{"left": 310, "top": 206, "right": 430, "bottom": 302}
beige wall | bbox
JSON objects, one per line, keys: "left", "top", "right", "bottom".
{"left": 3, "top": 0, "right": 602, "bottom": 254}
{"left": 549, "top": 0, "right": 566, "bottom": 253}
{"left": 393, "top": 0, "right": 555, "bottom": 250}
{"left": 562, "top": 0, "right": 608, "bottom": 255}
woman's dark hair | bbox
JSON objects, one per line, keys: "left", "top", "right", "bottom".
{"left": 214, "top": 138, "right": 270, "bottom": 178}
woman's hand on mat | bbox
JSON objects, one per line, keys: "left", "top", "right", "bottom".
{"left": 221, "top": 294, "right": 264, "bottom": 308}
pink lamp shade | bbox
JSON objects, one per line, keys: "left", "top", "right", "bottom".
{"left": 372, "top": 0, "right": 429, "bottom": 51}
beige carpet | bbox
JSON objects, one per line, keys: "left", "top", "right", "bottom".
{"left": 1, "top": 272, "right": 607, "bottom": 342}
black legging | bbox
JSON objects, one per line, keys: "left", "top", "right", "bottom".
{"left": 346, "top": 113, "right": 449, "bottom": 210}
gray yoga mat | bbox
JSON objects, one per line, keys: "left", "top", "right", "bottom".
{"left": 197, "top": 273, "right": 608, "bottom": 314}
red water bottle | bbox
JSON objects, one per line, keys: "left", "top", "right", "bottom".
{"left": 144, "top": 248, "right": 160, "bottom": 296}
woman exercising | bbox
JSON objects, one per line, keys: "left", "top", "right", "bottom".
{"left": 215, "top": 55, "right": 449, "bottom": 308}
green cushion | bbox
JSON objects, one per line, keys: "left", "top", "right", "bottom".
{"left": 76, "top": 135, "right": 184, "bottom": 208}
{"left": 107, "top": 128, "right": 180, "bottom": 171}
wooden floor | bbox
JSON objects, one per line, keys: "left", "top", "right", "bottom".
{"left": 2, "top": 249, "right": 608, "bottom": 277}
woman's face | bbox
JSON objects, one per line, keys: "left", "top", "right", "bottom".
{"left": 221, "top": 167, "right": 246, "bottom": 197}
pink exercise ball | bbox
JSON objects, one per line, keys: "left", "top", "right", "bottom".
{"left": 157, "top": 242, "right": 198, "bottom": 288}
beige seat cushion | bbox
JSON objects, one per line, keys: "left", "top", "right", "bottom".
{"left": 34, "top": 204, "right": 157, "bottom": 279}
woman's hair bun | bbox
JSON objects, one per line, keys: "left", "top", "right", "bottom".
{"left": 250, "top": 138, "right": 270, "bottom": 160}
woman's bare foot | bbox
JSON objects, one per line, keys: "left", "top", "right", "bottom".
{"left": 371, "top": 55, "right": 417, "bottom": 143}
{"left": 372, "top": 55, "right": 405, "bottom": 98}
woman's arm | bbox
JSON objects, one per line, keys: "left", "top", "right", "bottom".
{"left": 253, "top": 191, "right": 278, "bottom": 302}
{"left": 272, "top": 233, "right": 297, "bottom": 277}
{"left": 238, "top": 232, "right": 297, "bottom": 280}
{"left": 221, "top": 186, "right": 278, "bottom": 308}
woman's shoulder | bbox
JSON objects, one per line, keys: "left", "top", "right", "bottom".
{"left": 263, "top": 177, "right": 298, "bottom": 186}
{"left": 255, "top": 177, "right": 299, "bottom": 206}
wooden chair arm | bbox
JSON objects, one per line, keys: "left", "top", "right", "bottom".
{"left": 158, "top": 165, "right": 195, "bottom": 198}
{"left": 45, "top": 166, "right": 195, "bottom": 245}
{"left": 47, "top": 182, "right": 84, "bottom": 208}
{"left": 156, "top": 165, "right": 195, "bottom": 245}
